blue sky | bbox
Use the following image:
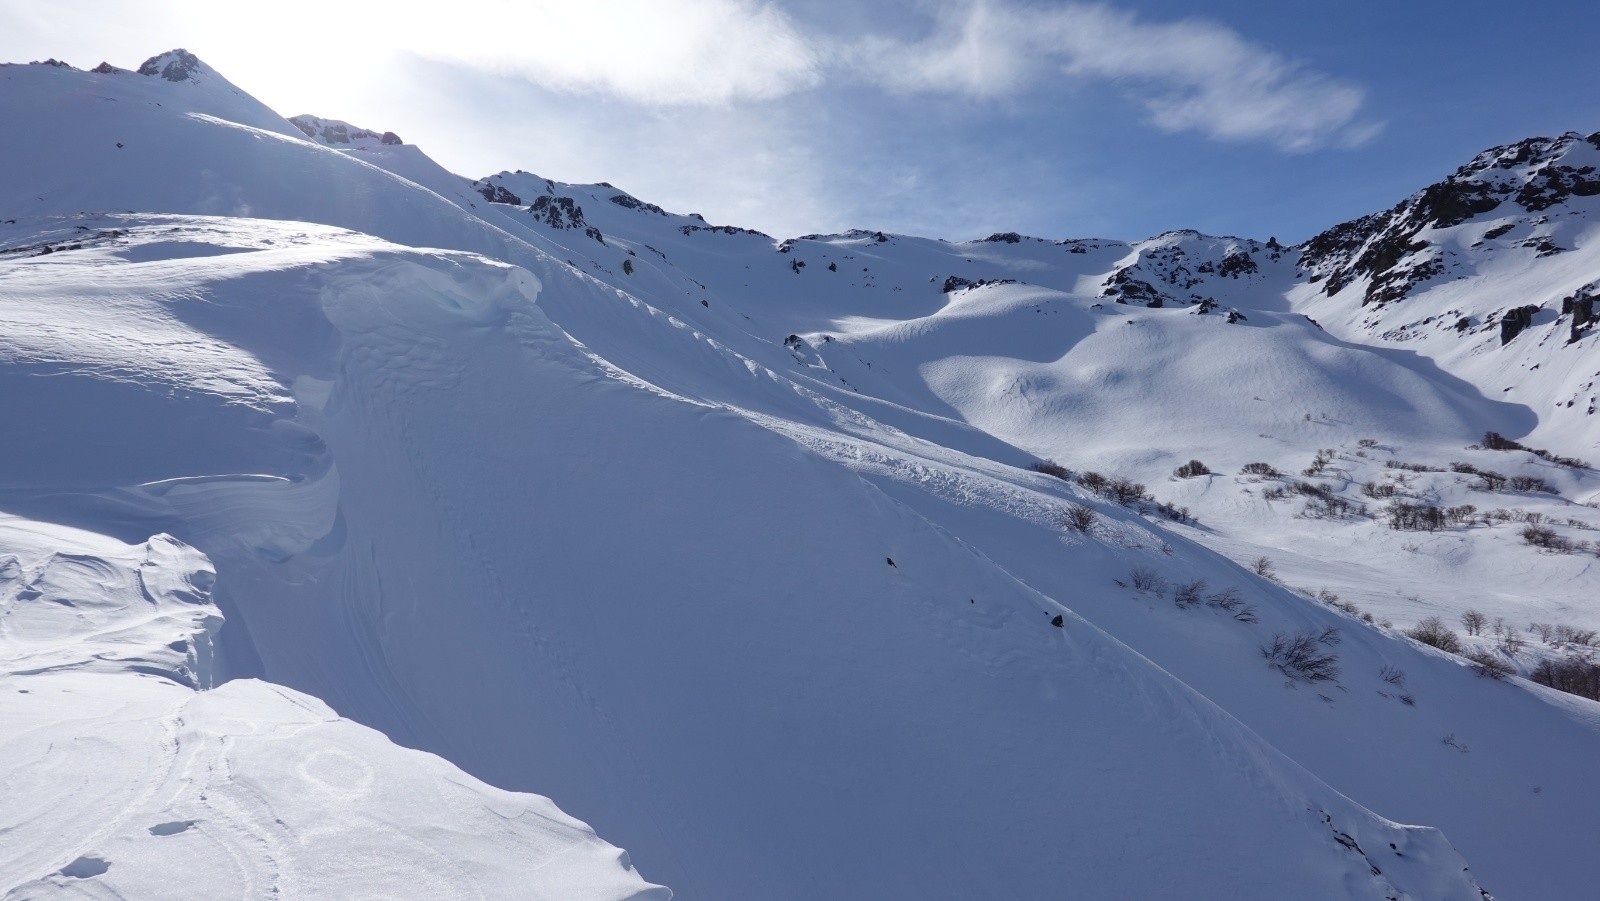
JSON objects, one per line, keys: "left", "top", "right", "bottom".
{"left": 6, "top": 0, "right": 1598, "bottom": 241}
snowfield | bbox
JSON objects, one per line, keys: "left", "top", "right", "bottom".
{"left": 2, "top": 49, "right": 1598, "bottom": 898}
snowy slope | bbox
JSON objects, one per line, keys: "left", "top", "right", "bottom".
{"left": 0, "top": 513, "right": 665, "bottom": 900}
{"left": 3, "top": 48, "right": 1599, "bottom": 898}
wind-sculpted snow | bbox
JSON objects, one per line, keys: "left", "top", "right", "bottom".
{"left": 0, "top": 515, "right": 665, "bottom": 900}
{"left": 0, "top": 212, "right": 1496, "bottom": 898}
{"left": 5, "top": 49, "right": 1600, "bottom": 898}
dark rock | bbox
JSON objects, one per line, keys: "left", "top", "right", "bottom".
{"left": 609, "top": 193, "right": 667, "bottom": 215}
{"left": 475, "top": 183, "right": 522, "bottom": 206}
{"left": 528, "top": 195, "right": 586, "bottom": 229}
{"left": 1500, "top": 305, "right": 1541, "bottom": 345}
{"left": 681, "top": 224, "right": 769, "bottom": 238}
{"left": 137, "top": 49, "right": 203, "bottom": 82}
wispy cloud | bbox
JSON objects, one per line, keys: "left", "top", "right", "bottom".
{"left": 342, "top": 0, "right": 822, "bottom": 106}
{"left": 848, "top": 1, "right": 1380, "bottom": 152}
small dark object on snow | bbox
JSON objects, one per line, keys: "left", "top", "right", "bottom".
{"left": 115, "top": 142, "right": 123, "bottom": 148}
{"left": 1050, "top": 615, "right": 1064, "bottom": 627}
{"left": 886, "top": 557, "right": 897, "bottom": 568}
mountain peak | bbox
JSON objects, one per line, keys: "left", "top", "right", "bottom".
{"left": 137, "top": 48, "right": 209, "bottom": 83}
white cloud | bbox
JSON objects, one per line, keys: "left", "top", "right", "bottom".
{"left": 327, "top": 0, "right": 822, "bottom": 105}
{"left": 850, "top": 1, "right": 1379, "bottom": 151}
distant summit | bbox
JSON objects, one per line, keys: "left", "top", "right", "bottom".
{"left": 136, "top": 48, "right": 207, "bottom": 83}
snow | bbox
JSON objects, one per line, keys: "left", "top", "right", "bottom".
{"left": 0, "top": 514, "right": 664, "bottom": 900}
{"left": 2, "top": 49, "right": 1598, "bottom": 898}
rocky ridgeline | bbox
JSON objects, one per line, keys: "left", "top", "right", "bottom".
{"left": 288, "top": 115, "right": 402, "bottom": 147}
{"left": 1299, "top": 132, "right": 1600, "bottom": 309}
{"left": 1099, "top": 233, "right": 1276, "bottom": 309}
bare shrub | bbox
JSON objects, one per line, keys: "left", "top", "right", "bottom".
{"left": 1251, "top": 556, "right": 1277, "bottom": 580}
{"left": 1521, "top": 525, "right": 1574, "bottom": 552}
{"left": 1386, "top": 502, "right": 1448, "bottom": 531}
{"left": 1530, "top": 656, "right": 1600, "bottom": 700}
{"left": 1030, "top": 460, "right": 1073, "bottom": 480}
{"left": 1106, "top": 477, "right": 1150, "bottom": 506}
{"left": 1129, "top": 567, "right": 1167, "bottom": 594}
{"left": 1241, "top": 462, "right": 1280, "bottom": 477}
{"left": 1379, "top": 664, "right": 1407, "bottom": 687}
{"left": 1464, "top": 648, "right": 1514, "bottom": 679}
{"left": 1362, "top": 481, "right": 1398, "bottom": 499}
{"left": 1509, "top": 475, "right": 1555, "bottom": 494}
{"left": 1173, "top": 579, "right": 1206, "bottom": 608}
{"left": 1460, "top": 610, "right": 1487, "bottom": 636}
{"left": 1497, "top": 630, "right": 1526, "bottom": 655}
{"left": 1357, "top": 438, "right": 1379, "bottom": 448}
{"left": 1303, "top": 449, "right": 1336, "bottom": 476}
{"left": 1552, "top": 624, "right": 1599, "bottom": 647}
{"left": 1405, "top": 616, "right": 1463, "bottom": 653}
{"left": 1262, "top": 631, "right": 1341, "bottom": 683}
{"left": 1174, "top": 459, "right": 1211, "bottom": 478}
{"left": 1154, "top": 500, "right": 1193, "bottom": 523}
{"left": 1078, "top": 471, "right": 1109, "bottom": 493}
{"left": 1475, "top": 470, "right": 1508, "bottom": 492}
{"left": 1062, "top": 504, "right": 1098, "bottom": 533}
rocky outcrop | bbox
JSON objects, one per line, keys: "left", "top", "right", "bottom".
{"left": 1499, "top": 305, "right": 1541, "bottom": 345}
{"left": 137, "top": 49, "right": 203, "bottom": 82}
{"left": 529, "top": 195, "right": 586, "bottom": 229}
{"left": 1301, "top": 132, "right": 1600, "bottom": 308}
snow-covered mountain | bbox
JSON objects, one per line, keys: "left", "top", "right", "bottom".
{"left": 3, "top": 49, "right": 1598, "bottom": 899}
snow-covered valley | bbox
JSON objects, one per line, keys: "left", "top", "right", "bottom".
{"left": 3, "top": 50, "right": 1598, "bottom": 899}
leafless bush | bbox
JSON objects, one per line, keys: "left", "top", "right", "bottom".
{"left": 1379, "top": 664, "right": 1407, "bottom": 687}
{"left": 1548, "top": 624, "right": 1599, "bottom": 647}
{"left": 1521, "top": 525, "right": 1575, "bottom": 552}
{"left": 1460, "top": 610, "right": 1487, "bottom": 636}
{"left": 1174, "top": 459, "right": 1211, "bottom": 478}
{"left": 1509, "top": 475, "right": 1555, "bottom": 494}
{"left": 1464, "top": 648, "right": 1514, "bottom": 679}
{"left": 1498, "top": 630, "right": 1526, "bottom": 655}
{"left": 1357, "top": 438, "right": 1379, "bottom": 448}
{"left": 1530, "top": 656, "right": 1600, "bottom": 700}
{"left": 1062, "top": 504, "right": 1098, "bottom": 533}
{"left": 1174, "top": 579, "right": 1206, "bottom": 608}
{"left": 1030, "top": 460, "right": 1073, "bottom": 480}
{"left": 1405, "top": 616, "right": 1462, "bottom": 653}
{"left": 1241, "top": 462, "right": 1280, "bottom": 477}
{"left": 1251, "top": 556, "right": 1277, "bottom": 580}
{"left": 1129, "top": 566, "right": 1167, "bottom": 594}
{"left": 1154, "top": 500, "right": 1193, "bottom": 523}
{"left": 1262, "top": 631, "right": 1342, "bottom": 683}
{"left": 1106, "top": 477, "right": 1150, "bottom": 506}
{"left": 1362, "top": 481, "right": 1398, "bottom": 499}
{"left": 1303, "top": 449, "right": 1336, "bottom": 476}
{"left": 1078, "top": 471, "right": 1109, "bottom": 493}
{"left": 1475, "top": 470, "right": 1512, "bottom": 491}
{"left": 1385, "top": 460, "right": 1433, "bottom": 473}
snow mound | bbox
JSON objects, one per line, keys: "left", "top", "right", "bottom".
{"left": 0, "top": 513, "right": 667, "bottom": 900}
